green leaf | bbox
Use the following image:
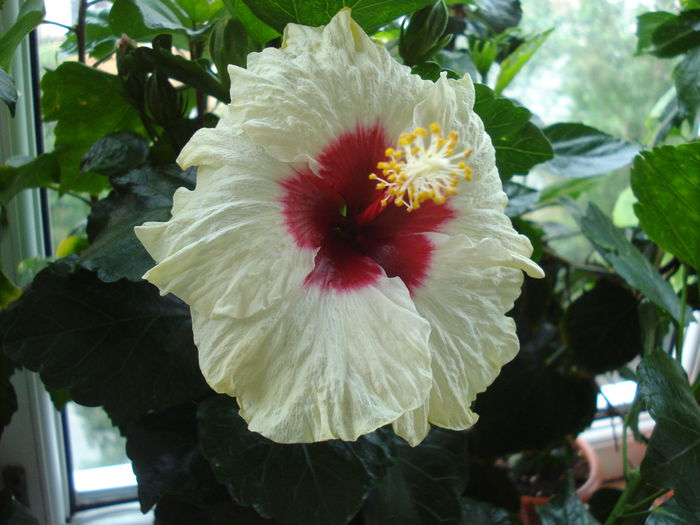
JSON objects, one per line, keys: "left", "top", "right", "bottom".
{"left": 536, "top": 482, "right": 601, "bottom": 525}
{"left": 576, "top": 203, "right": 686, "bottom": 324}
{"left": 209, "top": 16, "right": 258, "bottom": 89}
{"left": 0, "top": 67, "right": 17, "bottom": 117}
{"left": 60, "top": 9, "right": 118, "bottom": 61}
{"left": 467, "top": 0, "right": 522, "bottom": 36}
{"left": 638, "top": 349, "right": 700, "bottom": 512}
{"left": 563, "top": 279, "right": 642, "bottom": 375}
{"left": 79, "top": 164, "right": 195, "bottom": 282}
{"left": 109, "top": 0, "right": 160, "bottom": 41}
{"left": 648, "top": 10, "right": 700, "bottom": 58}
{"left": 646, "top": 498, "right": 700, "bottom": 525}
{"left": 399, "top": 1, "right": 451, "bottom": 67}
{"left": 112, "top": 0, "right": 223, "bottom": 39}
{"left": 541, "top": 123, "right": 640, "bottom": 177}
{"left": 631, "top": 143, "right": 700, "bottom": 273}
{"left": 0, "top": 154, "right": 60, "bottom": 206}
{"left": 0, "top": 0, "right": 44, "bottom": 72}
{"left": 0, "top": 259, "right": 210, "bottom": 429}
{"left": 494, "top": 29, "right": 552, "bottom": 96}
{"left": 41, "top": 63, "right": 144, "bottom": 194}
{"left": 459, "top": 498, "right": 519, "bottom": 525}
{"left": 0, "top": 270, "right": 21, "bottom": 310}
{"left": 81, "top": 131, "right": 149, "bottom": 177}
{"left": 221, "top": 0, "right": 279, "bottom": 44}
{"left": 126, "top": 404, "right": 223, "bottom": 512}
{"left": 363, "top": 428, "right": 469, "bottom": 525}
{"left": 473, "top": 83, "right": 553, "bottom": 180}
{"left": 674, "top": 48, "right": 700, "bottom": 124}
{"left": 636, "top": 12, "right": 676, "bottom": 55}
{"left": 240, "top": 0, "right": 435, "bottom": 34}
{"left": 472, "top": 324, "right": 598, "bottom": 456}
{"left": 198, "top": 395, "right": 394, "bottom": 525}
{"left": 0, "top": 489, "right": 39, "bottom": 525}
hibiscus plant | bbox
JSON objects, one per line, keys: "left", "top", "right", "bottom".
{"left": 0, "top": 1, "right": 698, "bottom": 524}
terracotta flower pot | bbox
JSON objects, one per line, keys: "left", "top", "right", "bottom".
{"left": 518, "top": 438, "right": 602, "bottom": 525}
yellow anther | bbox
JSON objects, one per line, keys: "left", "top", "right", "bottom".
{"left": 369, "top": 173, "right": 377, "bottom": 180}
{"left": 367, "top": 124, "right": 473, "bottom": 212}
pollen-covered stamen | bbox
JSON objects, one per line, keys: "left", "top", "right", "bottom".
{"left": 369, "top": 123, "right": 473, "bottom": 212}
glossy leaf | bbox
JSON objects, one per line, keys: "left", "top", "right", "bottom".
{"left": 80, "top": 131, "right": 149, "bottom": 177}
{"left": 631, "top": 143, "right": 700, "bottom": 272}
{"left": 0, "top": 0, "right": 44, "bottom": 71}
{"left": 540, "top": 123, "right": 640, "bottom": 177}
{"left": 577, "top": 203, "right": 686, "bottom": 324}
{"left": 494, "top": 29, "right": 552, "bottom": 96}
{"left": 638, "top": 349, "right": 700, "bottom": 512}
{"left": 0, "top": 67, "right": 17, "bottom": 117}
{"left": 79, "top": 165, "right": 195, "bottom": 282}
{"left": 0, "top": 259, "right": 210, "bottom": 429}
{"left": 473, "top": 83, "right": 553, "bottom": 180}
{"left": 221, "top": 0, "right": 279, "bottom": 44}
{"left": 198, "top": 395, "right": 394, "bottom": 525}
{"left": 673, "top": 48, "right": 700, "bottom": 123}
{"left": 636, "top": 11, "right": 675, "bottom": 55}
{"left": 564, "top": 279, "right": 642, "bottom": 374}
{"left": 113, "top": 0, "right": 224, "bottom": 38}
{"left": 41, "top": 63, "right": 144, "bottom": 194}
{"left": 467, "top": 0, "right": 522, "bottom": 36}
{"left": 0, "top": 154, "right": 60, "bottom": 206}
{"left": 363, "top": 429, "right": 469, "bottom": 525}
{"left": 240, "top": 0, "right": 435, "bottom": 34}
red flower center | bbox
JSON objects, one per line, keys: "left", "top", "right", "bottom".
{"left": 280, "top": 124, "right": 456, "bottom": 293}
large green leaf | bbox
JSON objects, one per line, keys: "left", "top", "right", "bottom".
{"left": 41, "top": 63, "right": 144, "bottom": 194}
{"left": 473, "top": 84, "right": 553, "bottom": 180}
{"left": 673, "top": 48, "right": 700, "bottom": 123}
{"left": 466, "top": 0, "right": 522, "bottom": 36}
{"left": 126, "top": 404, "right": 225, "bottom": 512}
{"left": 221, "top": 0, "right": 279, "bottom": 44}
{"left": 363, "top": 429, "right": 469, "bottom": 525}
{"left": 80, "top": 131, "right": 149, "bottom": 177}
{"left": 79, "top": 164, "right": 195, "bottom": 282}
{"left": 636, "top": 11, "right": 676, "bottom": 55}
{"left": 576, "top": 203, "right": 686, "bottom": 324}
{"left": 494, "top": 29, "right": 552, "bottom": 96}
{"left": 0, "top": 259, "right": 210, "bottom": 429}
{"left": 563, "top": 279, "right": 642, "bottom": 375}
{"left": 239, "top": 0, "right": 435, "bottom": 34}
{"left": 647, "top": 9, "right": 700, "bottom": 58}
{"left": 638, "top": 349, "right": 700, "bottom": 512}
{"left": 198, "top": 395, "right": 394, "bottom": 525}
{"left": 111, "top": 0, "right": 224, "bottom": 38}
{"left": 646, "top": 498, "right": 700, "bottom": 525}
{"left": 0, "top": 67, "right": 17, "bottom": 117}
{"left": 631, "top": 143, "right": 700, "bottom": 272}
{"left": 540, "top": 123, "right": 640, "bottom": 177}
{"left": 0, "top": 0, "right": 44, "bottom": 71}
{"left": 472, "top": 324, "right": 598, "bottom": 457}
{"left": 0, "top": 154, "right": 60, "bottom": 206}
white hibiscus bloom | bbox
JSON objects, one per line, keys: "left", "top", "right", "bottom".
{"left": 135, "top": 9, "right": 544, "bottom": 446}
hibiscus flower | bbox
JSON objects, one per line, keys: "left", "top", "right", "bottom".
{"left": 135, "top": 9, "right": 543, "bottom": 446}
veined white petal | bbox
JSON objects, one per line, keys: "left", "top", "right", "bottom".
{"left": 392, "top": 403, "right": 430, "bottom": 447}
{"left": 191, "top": 277, "right": 433, "bottom": 443}
{"left": 135, "top": 134, "right": 315, "bottom": 319}
{"left": 223, "top": 9, "right": 429, "bottom": 164}
{"left": 413, "top": 234, "right": 526, "bottom": 431}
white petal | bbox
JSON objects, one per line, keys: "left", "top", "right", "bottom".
{"left": 413, "top": 234, "right": 527, "bottom": 431}
{"left": 191, "top": 277, "right": 433, "bottom": 443}
{"left": 392, "top": 403, "right": 430, "bottom": 447}
{"left": 223, "top": 9, "right": 429, "bottom": 163}
{"left": 135, "top": 134, "right": 315, "bottom": 318}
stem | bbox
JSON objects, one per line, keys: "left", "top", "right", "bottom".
{"left": 42, "top": 20, "right": 73, "bottom": 31}
{"left": 75, "top": 0, "right": 88, "bottom": 64}
{"left": 676, "top": 264, "right": 689, "bottom": 364}
{"left": 624, "top": 489, "right": 668, "bottom": 513}
{"left": 604, "top": 470, "right": 643, "bottom": 525}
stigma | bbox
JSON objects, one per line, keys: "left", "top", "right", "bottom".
{"left": 369, "top": 123, "right": 473, "bottom": 212}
